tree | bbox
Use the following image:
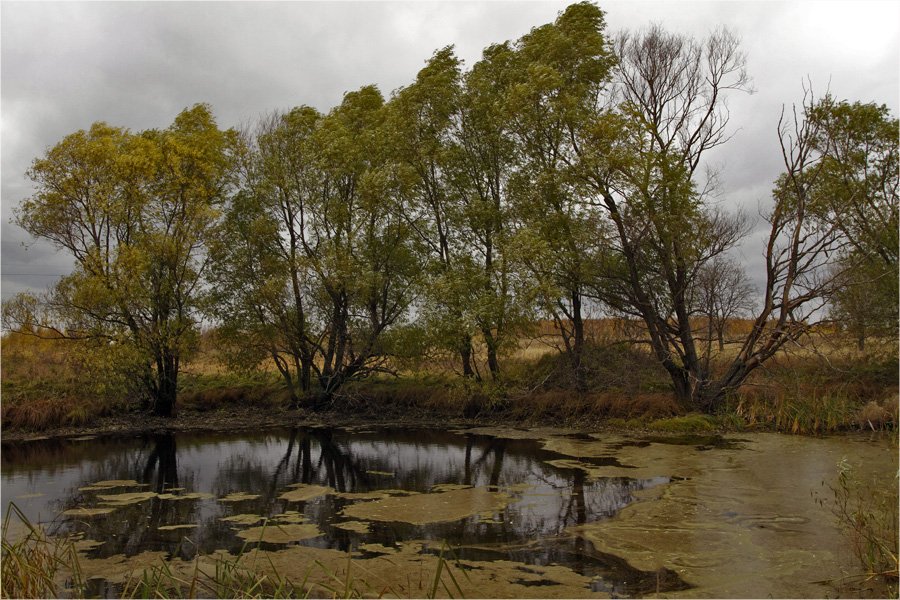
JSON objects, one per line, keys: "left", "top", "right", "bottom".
{"left": 806, "top": 97, "right": 898, "bottom": 267}
{"left": 805, "top": 97, "right": 899, "bottom": 349}
{"left": 503, "top": 1, "right": 616, "bottom": 389}
{"left": 383, "top": 47, "right": 481, "bottom": 378}
{"left": 573, "top": 25, "right": 754, "bottom": 408}
{"left": 690, "top": 256, "right": 756, "bottom": 351}
{"left": 829, "top": 254, "right": 897, "bottom": 350}
{"left": 209, "top": 88, "right": 422, "bottom": 405}
{"left": 7, "top": 105, "right": 238, "bottom": 416}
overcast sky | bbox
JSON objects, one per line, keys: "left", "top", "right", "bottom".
{"left": 2, "top": 1, "right": 898, "bottom": 303}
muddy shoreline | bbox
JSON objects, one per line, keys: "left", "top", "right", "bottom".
{"left": 0, "top": 405, "right": 574, "bottom": 443}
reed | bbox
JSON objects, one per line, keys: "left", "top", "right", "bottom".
{"left": 0, "top": 503, "right": 85, "bottom": 599}
{"left": 828, "top": 460, "right": 899, "bottom": 597}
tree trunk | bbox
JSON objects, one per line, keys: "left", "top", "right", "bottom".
{"left": 460, "top": 337, "right": 476, "bottom": 379}
{"left": 153, "top": 349, "right": 178, "bottom": 417}
{"left": 571, "top": 291, "right": 586, "bottom": 391}
{"left": 483, "top": 328, "right": 500, "bottom": 380}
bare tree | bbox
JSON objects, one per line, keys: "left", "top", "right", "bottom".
{"left": 690, "top": 255, "right": 756, "bottom": 352}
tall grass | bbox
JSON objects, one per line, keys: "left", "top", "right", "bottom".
{"left": 1, "top": 504, "right": 85, "bottom": 599}
{"left": 828, "top": 460, "right": 899, "bottom": 596}
{"left": 2, "top": 506, "right": 465, "bottom": 599}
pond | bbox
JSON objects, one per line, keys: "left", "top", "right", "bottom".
{"left": 1, "top": 426, "right": 895, "bottom": 598}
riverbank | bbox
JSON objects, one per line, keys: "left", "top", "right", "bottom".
{"left": 3, "top": 331, "right": 897, "bottom": 440}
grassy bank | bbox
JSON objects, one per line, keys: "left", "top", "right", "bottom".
{"left": 2, "top": 328, "right": 896, "bottom": 435}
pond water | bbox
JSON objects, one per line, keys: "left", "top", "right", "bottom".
{"left": 1, "top": 426, "right": 896, "bottom": 598}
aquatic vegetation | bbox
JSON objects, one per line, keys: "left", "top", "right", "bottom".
{"left": 332, "top": 521, "right": 371, "bottom": 534}
{"left": 340, "top": 486, "right": 510, "bottom": 525}
{"left": 278, "top": 484, "right": 332, "bottom": 502}
{"left": 97, "top": 491, "right": 159, "bottom": 506}
{"left": 220, "top": 514, "right": 266, "bottom": 526}
{"left": 157, "top": 492, "right": 215, "bottom": 501}
{"left": 78, "top": 479, "right": 146, "bottom": 491}
{"left": 219, "top": 492, "right": 261, "bottom": 502}
{"left": 236, "top": 523, "right": 322, "bottom": 544}
{"left": 157, "top": 524, "right": 198, "bottom": 531}
{"left": 61, "top": 507, "right": 117, "bottom": 517}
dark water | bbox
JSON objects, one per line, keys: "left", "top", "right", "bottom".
{"left": 2, "top": 426, "right": 684, "bottom": 595}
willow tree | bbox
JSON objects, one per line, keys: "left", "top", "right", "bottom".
{"left": 502, "top": 1, "right": 616, "bottom": 389}
{"left": 210, "top": 87, "right": 422, "bottom": 404}
{"left": 8, "top": 105, "right": 238, "bottom": 416}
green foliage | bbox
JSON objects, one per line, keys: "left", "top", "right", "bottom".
{"left": 647, "top": 414, "right": 717, "bottom": 433}
{"left": 8, "top": 105, "right": 238, "bottom": 416}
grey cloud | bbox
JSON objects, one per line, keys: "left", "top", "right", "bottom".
{"left": 2, "top": 1, "right": 897, "bottom": 303}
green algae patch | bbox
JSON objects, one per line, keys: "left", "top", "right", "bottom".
{"left": 78, "top": 479, "right": 146, "bottom": 491}
{"left": 271, "top": 511, "right": 306, "bottom": 524}
{"left": 430, "top": 483, "right": 472, "bottom": 492}
{"left": 219, "top": 492, "right": 261, "bottom": 502}
{"left": 98, "top": 491, "right": 158, "bottom": 505}
{"left": 570, "top": 433, "right": 899, "bottom": 598}
{"left": 341, "top": 486, "right": 510, "bottom": 525}
{"left": 63, "top": 507, "right": 117, "bottom": 517}
{"left": 279, "top": 484, "right": 332, "bottom": 502}
{"left": 333, "top": 520, "right": 371, "bottom": 533}
{"left": 220, "top": 513, "right": 265, "bottom": 526}
{"left": 157, "top": 492, "right": 215, "bottom": 501}
{"left": 333, "top": 489, "right": 419, "bottom": 501}
{"left": 158, "top": 524, "right": 198, "bottom": 531}
{"left": 235, "top": 540, "right": 600, "bottom": 598}
{"left": 236, "top": 523, "right": 322, "bottom": 544}
{"left": 77, "top": 550, "right": 170, "bottom": 584}
{"left": 359, "top": 543, "right": 398, "bottom": 555}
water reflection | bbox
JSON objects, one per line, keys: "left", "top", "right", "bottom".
{"left": 2, "top": 427, "right": 678, "bottom": 593}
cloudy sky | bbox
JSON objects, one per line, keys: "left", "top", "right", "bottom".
{"left": 2, "top": 1, "right": 898, "bottom": 302}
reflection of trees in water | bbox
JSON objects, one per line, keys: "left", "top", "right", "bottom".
{"left": 49, "top": 434, "right": 208, "bottom": 560}
{"left": 141, "top": 435, "right": 178, "bottom": 492}
{"left": 26, "top": 427, "right": 671, "bottom": 579}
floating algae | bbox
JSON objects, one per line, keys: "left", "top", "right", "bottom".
{"left": 157, "top": 492, "right": 215, "bottom": 501}
{"left": 236, "top": 523, "right": 322, "bottom": 544}
{"left": 63, "top": 507, "right": 117, "bottom": 517}
{"left": 270, "top": 511, "right": 306, "bottom": 524}
{"left": 359, "top": 543, "right": 398, "bottom": 555}
{"left": 279, "top": 484, "right": 332, "bottom": 502}
{"left": 333, "top": 489, "right": 418, "bottom": 501}
{"left": 219, "top": 492, "right": 261, "bottom": 502}
{"left": 430, "top": 483, "right": 472, "bottom": 492}
{"left": 341, "top": 487, "right": 510, "bottom": 525}
{"left": 98, "top": 492, "right": 158, "bottom": 506}
{"left": 78, "top": 480, "right": 147, "bottom": 492}
{"left": 332, "top": 520, "right": 371, "bottom": 533}
{"left": 220, "top": 514, "right": 265, "bottom": 526}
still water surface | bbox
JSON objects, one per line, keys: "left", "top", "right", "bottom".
{"left": 1, "top": 426, "right": 895, "bottom": 597}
